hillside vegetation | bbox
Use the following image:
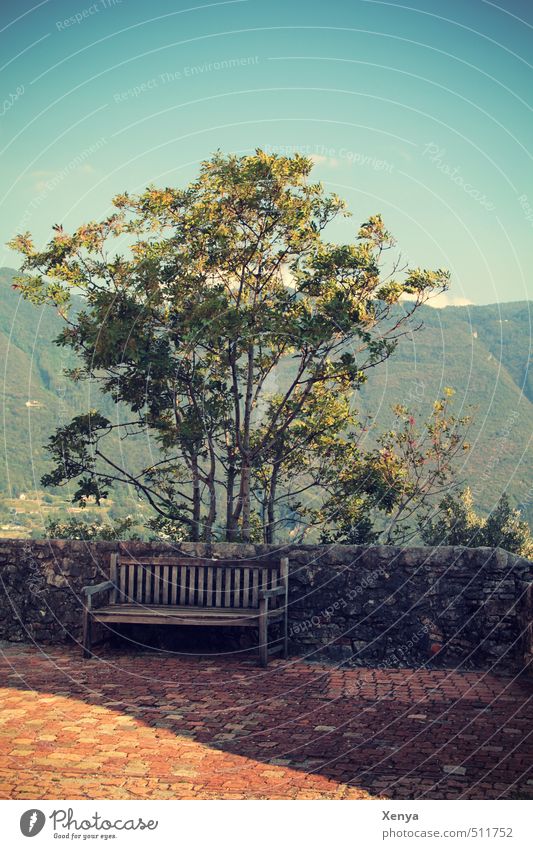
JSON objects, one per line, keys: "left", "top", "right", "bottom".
{"left": 1, "top": 267, "right": 531, "bottom": 536}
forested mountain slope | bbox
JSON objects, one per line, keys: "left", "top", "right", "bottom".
{"left": 1, "top": 267, "right": 531, "bottom": 532}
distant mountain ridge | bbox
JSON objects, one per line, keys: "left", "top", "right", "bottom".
{"left": 1, "top": 267, "right": 532, "bottom": 529}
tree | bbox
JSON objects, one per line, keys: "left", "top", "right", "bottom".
{"left": 420, "top": 489, "right": 533, "bottom": 557}
{"left": 317, "top": 390, "right": 471, "bottom": 545}
{"left": 10, "top": 150, "right": 450, "bottom": 544}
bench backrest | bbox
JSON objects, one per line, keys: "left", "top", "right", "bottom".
{"left": 109, "top": 554, "right": 288, "bottom": 610}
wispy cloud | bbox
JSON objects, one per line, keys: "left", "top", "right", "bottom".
{"left": 402, "top": 291, "right": 474, "bottom": 309}
{"left": 309, "top": 153, "right": 340, "bottom": 168}
{"left": 30, "top": 163, "right": 98, "bottom": 191}
{"left": 427, "top": 292, "right": 474, "bottom": 309}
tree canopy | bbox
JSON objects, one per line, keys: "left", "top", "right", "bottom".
{"left": 10, "top": 150, "right": 455, "bottom": 544}
{"left": 421, "top": 489, "right": 533, "bottom": 557}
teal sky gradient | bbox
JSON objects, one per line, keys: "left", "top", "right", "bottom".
{"left": 1, "top": 0, "right": 532, "bottom": 304}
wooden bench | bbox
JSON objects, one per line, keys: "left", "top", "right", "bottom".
{"left": 82, "top": 554, "right": 289, "bottom": 666}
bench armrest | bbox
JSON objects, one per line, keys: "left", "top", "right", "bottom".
{"left": 259, "top": 587, "right": 286, "bottom": 601}
{"left": 82, "top": 580, "right": 113, "bottom": 598}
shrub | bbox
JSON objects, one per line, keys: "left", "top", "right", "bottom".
{"left": 421, "top": 489, "right": 533, "bottom": 557}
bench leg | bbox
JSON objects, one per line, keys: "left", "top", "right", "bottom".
{"left": 82, "top": 606, "right": 93, "bottom": 659}
{"left": 283, "top": 611, "right": 289, "bottom": 659}
{"left": 259, "top": 605, "right": 268, "bottom": 668}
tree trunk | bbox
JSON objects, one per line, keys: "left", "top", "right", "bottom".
{"left": 225, "top": 433, "right": 238, "bottom": 541}
{"left": 204, "top": 480, "right": 216, "bottom": 545}
{"left": 265, "top": 460, "right": 280, "bottom": 544}
{"left": 203, "top": 437, "right": 217, "bottom": 544}
{"left": 191, "top": 459, "right": 201, "bottom": 542}
{"left": 233, "top": 343, "right": 254, "bottom": 542}
{"left": 240, "top": 464, "right": 252, "bottom": 542}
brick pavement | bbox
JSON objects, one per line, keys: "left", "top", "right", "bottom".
{"left": 0, "top": 645, "right": 531, "bottom": 800}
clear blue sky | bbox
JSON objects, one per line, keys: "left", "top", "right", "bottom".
{"left": 1, "top": 0, "right": 532, "bottom": 305}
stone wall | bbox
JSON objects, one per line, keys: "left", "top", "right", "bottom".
{"left": 0, "top": 539, "right": 531, "bottom": 670}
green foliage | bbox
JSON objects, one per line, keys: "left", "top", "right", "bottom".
{"left": 145, "top": 515, "right": 189, "bottom": 542}
{"left": 421, "top": 489, "right": 533, "bottom": 557}
{"left": 2, "top": 263, "right": 533, "bottom": 545}
{"left": 44, "top": 514, "right": 141, "bottom": 541}
{"left": 317, "top": 391, "right": 471, "bottom": 545}
{"left": 9, "top": 150, "right": 449, "bottom": 544}
{"left": 484, "top": 495, "right": 533, "bottom": 556}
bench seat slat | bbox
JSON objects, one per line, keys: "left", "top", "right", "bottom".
{"left": 224, "top": 567, "right": 232, "bottom": 608}
{"left": 251, "top": 570, "right": 259, "bottom": 607}
{"left": 270, "top": 567, "right": 278, "bottom": 608}
{"left": 119, "top": 565, "right": 127, "bottom": 603}
{"left": 242, "top": 568, "right": 250, "bottom": 608}
{"left": 215, "top": 568, "right": 223, "bottom": 607}
{"left": 179, "top": 566, "right": 187, "bottom": 605}
{"left": 110, "top": 553, "right": 118, "bottom": 604}
{"left": 128, "top": 563, "right": 135, "bottom": 602}
{"left": 170, "top": 566, "right": 178, "bottom": 605}
{"left": 154, "top": 565, "right": 161, "bottom": 604}
{"left": 197, "top": 566, "right": 204, "bottom": 606}
{"left": 141, "top": 565, "right": 148, "bottom": 603}
{"left": 92, "top": 604, "right": 283, "bottom": 628}
{"left": 146, "top": 565, "right": 154, "bottom": 603}
{"left": 188, "top": 566, "right": 196, "bottom": 606}
{"left": 95, "top": 604, "right": 272, "bottom": 617}
{"left": 162, "top": 565, "right": 169, "bottom": 605}
{"left": 206, "top": 566, "right": 213, "bottom": 607}
{"left": 234, "top": 568, "right": 241, "bottom": 608}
